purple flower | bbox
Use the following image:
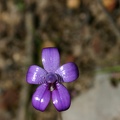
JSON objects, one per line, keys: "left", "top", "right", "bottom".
{"left": 26, "top": 47, "right": 79, "bottom": 112}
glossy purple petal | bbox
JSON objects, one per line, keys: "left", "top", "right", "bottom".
{"left": 26, "top": 65, "right": 47, "bottom": 84}
{"left": 55, "top": 62, "right": 79, "bottom": 82}
{"left": 32, "top": 84, "right": 51, "bottom": 111}
{"left": 42, "top": 47, "right": 60, "bottom": 72}
{"left": 52, "top": 83, "right": 71, "bottom": 111}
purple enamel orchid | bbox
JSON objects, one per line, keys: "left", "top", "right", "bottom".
{"left": 26, "top": 47, "right": 79, "bottom": 112}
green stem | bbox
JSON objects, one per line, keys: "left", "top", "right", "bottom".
{"left": 95, "top": 65, "right": 120, "bottom": 74}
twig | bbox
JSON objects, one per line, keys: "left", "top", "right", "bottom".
{"left": 17, "top": 12, "right": 33, "bottom": 120}
{"left": 97, "top": 0, "right": 120, "bottom": 40}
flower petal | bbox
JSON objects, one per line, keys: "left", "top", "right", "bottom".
{"left": 55, "top": 62, "right": 79, "bottom": 82}
{"left": 52, "top": 83, "right": 71, "bottom": 111}
{"left": 42, "top": 47, "right": 60, "bottom": 72}
{"left": 26, "top": 65, "right": 47, "bottom": 84}
{"left": 32, "top": 84, "right": 51, "bottom": 111}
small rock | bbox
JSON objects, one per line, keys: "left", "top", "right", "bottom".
{"left": 62, "top": 73, "right": 120, "bottom": 120}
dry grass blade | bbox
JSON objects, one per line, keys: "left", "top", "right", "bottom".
{"left": 97, "top": 0, "right": 120, "bottom": 40}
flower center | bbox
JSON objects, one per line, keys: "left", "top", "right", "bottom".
{"left": 46, "top": 73, "right": 57, "bottom": 83}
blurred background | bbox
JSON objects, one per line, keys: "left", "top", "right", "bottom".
{"left": 0, "top": 0, "right": 120, "bottom": 120}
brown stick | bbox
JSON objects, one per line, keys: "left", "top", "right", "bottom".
{"left": 17, "top": 12, "right": 33, "bottom": 120}
{"left": 97, "top": 0, "right": 120, "bottom": 40}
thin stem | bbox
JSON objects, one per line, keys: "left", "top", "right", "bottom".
{"left": 57, "top": 112, "right": 63, "bottom": 120}
{"left": 97, "top": 0, "right": 120, "bottom": 40}
{"left": 95, "top": 65, "right": 120, "bottom": 74}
